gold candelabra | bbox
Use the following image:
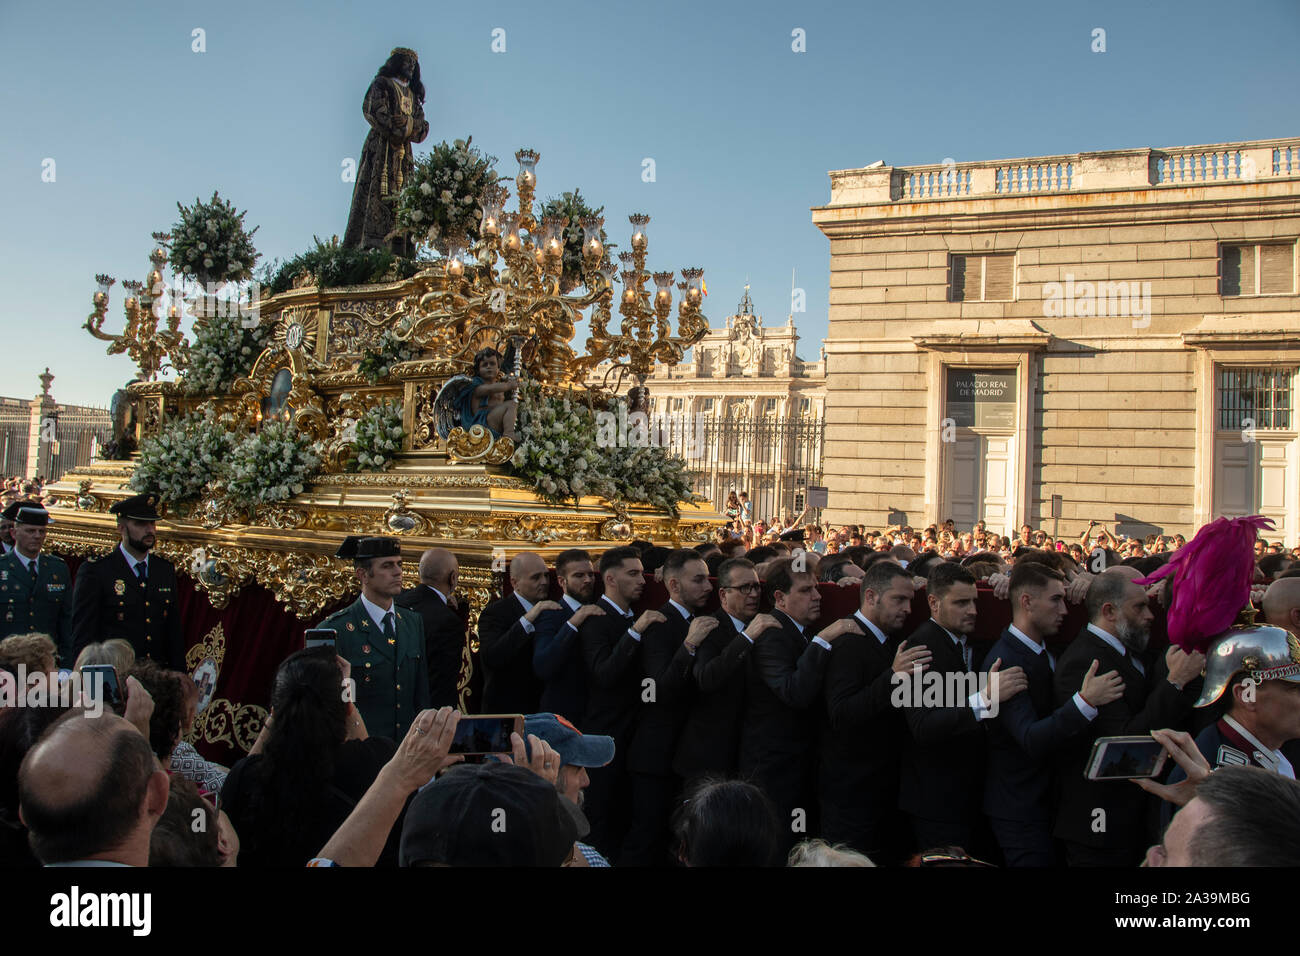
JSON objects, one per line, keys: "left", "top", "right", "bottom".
{"left": 84, "top": 238, "right": 188, "bottom": 381}
{"left": 393, "top": 148, "right": 707, "bottom": 393}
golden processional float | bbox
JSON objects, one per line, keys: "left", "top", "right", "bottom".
{"left": 44, "top": 150, "right": 720, "bottom": 730}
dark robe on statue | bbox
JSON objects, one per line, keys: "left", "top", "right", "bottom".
{"left": 343, "top": 75, "right": 429, "bottom": 252}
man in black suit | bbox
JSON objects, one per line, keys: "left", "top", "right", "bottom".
{"left": 578, "top": 546, "right": 664, "bottom": 860}
{"left": 71, "top": 493, "right": 185, "bottom": 669}
{"left": 623, "top": 548, "right": 716, "bottom": 866}
{"left": 983, "top": 562, "right": 1125, "bottom": 866}
{"left": 1052, "top": 568, "right": 1205, "bottom": 866}
{"left": 477, "top": 552, "right": 557, "bottom": 714}
{"left": 532, "top": 548, "right": 603, "bottom": 724}
{"left": 395, "top": 547, "right": 466, "bottom": 708}
{"left": 674, "top": 557, "right": 773, "bottom": 786}
{"left": 738, "top": 557, "right": 861, "bottom": 851}
{"left": 820, "top": 560, "right": 931, "bottom": 863}
{"left": 899, "top": 562, "right": 1026, "bottom": 856}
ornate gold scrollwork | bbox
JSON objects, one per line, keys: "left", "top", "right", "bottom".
{"left": 445, "top": 425, "right": 516, "bottom": 465}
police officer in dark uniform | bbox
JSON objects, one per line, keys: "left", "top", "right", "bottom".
{"left": 0, "top": 500, "right": 19, "bottom": 555}
{"left": 0, "top": 505, "right": 75, "bottom": 664}
{"left": 70, "top": 492, "right": 185, "bottom": 669}
{"left": 316, "top": 536, "right": 430, "bottom": 741}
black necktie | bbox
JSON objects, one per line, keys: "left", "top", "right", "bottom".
{"left": 957, "top": 640, "right": 971, "bottom": 673}
{"left": 383, "top": 611, "right": 396, "bottom": 644}
{"left": 135, "top": 560, "right": 147, "bottom": 583}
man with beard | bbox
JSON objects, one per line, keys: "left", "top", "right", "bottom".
{"left": 674, "top": 558, "right": 775, "bottom": 786}
{"left": 983, "top": 563, "right": 1125, "bottom": 866}
{"left": 899, "top": 562, "right": 1026, "bottom": 857}
{"left": 71, "top": 494, "right": 185, "bottom": 669}
{"left": 533, "top": 549, "right": 605, "bottom": 724}
{"left": 820, "top": 560, "right": 932, "bottom": 863}
{"left": 1052, "top": 569, "right": 1205, "bottom": 866}
{"left": 578, "top": 547, "right": 664, "bottom": 859}
{"left": 477, "top": 552, "right": 558, "bottom": 714}
{"left": 623, "top": 549, "right": 718, "bottom": 866}
{"left": 739, "top": 558, "right": 861, "bottom": 852}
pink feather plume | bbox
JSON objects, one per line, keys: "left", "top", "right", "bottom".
{"left": 1134, "top": 515, "right": 1274, "bottom": 653}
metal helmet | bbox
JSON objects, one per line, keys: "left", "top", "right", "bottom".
{"left": 1195, "top": 625, "right": 1300, "bottom": 708}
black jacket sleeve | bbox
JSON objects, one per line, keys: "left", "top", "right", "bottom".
{"left": 754, "top": 625, "right": 829, "bottom": 710}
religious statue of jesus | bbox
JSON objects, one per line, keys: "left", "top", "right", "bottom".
{"left": 342, "top": 47, "right": 430, "bottom": 254}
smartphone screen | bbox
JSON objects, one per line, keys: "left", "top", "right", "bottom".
{"left": 1087, "top": 736, "right": 1167, "bottom": 780}
{"left": 304, "top": 629, "right": 337, "bottom": 651}
{"left": 80, "top": 664, "right": 124, "bottom": 712}
{"left": 449, "top": 715, "right": 522, "bottom": 755}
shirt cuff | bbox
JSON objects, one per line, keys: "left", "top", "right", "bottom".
{"left": 812, "top": 637, "right": 832, "bottom": 651}
{"left": 741, "top": 632, "right": 755, "bottom": 644}
{"left": 1072, "top": 692, "right": 1099, "bottom": 720}
{"left": 685, "top": 643, "right": 697, "bottom": 656}
{"left": 969, "top": 691, "right": 993, "bottom": 720}
{"left": 627, "top": 628, "right": 641, "bottom": 642}
{"left": 520, "top": 617, "right": 535, "bottom": 634}
{"left": 564, "top": 621, "right": 578, "bottom": 634}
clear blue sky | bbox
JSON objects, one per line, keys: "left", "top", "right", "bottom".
{"left": 1, "top": 0, "right": 1297, "bottom": 407}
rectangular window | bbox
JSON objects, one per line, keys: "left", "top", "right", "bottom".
{"left": 701, "top": 398, "right": 715, "bottom": 413}
{"left": 764, "top": 398, "right": 778, "bottom": 414}
{"left": 1217, "top": 367, "right": 1295, "bottom": 430}
{"left": 949, "top": 254, "right": 1015, "bottom": 302}
{"left": 1221, "top": 242, "right": 1295, "bottom": 296}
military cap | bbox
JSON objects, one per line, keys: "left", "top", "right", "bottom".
{"left": 335, "top": 535, "right": 365, "bottom": 560}
{"left": 110, "top": 493, "right": 162, "bottom": 521}
{"left": 355, "top": 536, "right": 401, "bottom": 560}
{"left": 15, "top": 505, "right": 50, "bottom": 526}
{"left": 0, "top": 501, "right": 23, "bottom": 521}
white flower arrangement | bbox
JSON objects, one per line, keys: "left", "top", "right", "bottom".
{"left": 184, "top": 310, "right": 271, "bottom": 395}
{"left": 512, "top": 383, "right": 703, "bottom": 515}
{"left": 167, "top": 191, "right": 260, "bottom": 286}
{"left": 393, "top": 137, "right": 500, "bottom": 249}
{"left": 347, "top": 402, "right": 405, "bottom": 472}
{"left": 224, "top": 420, "right": 322, "bottom": 507}
{"left": 129, "top": 411, "right": 237, "bottom": 504}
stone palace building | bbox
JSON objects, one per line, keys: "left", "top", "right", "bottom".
{"left": 589, "top": 287, "right": 826, "bottom": 523}
{"left": 813, "top": 136, "right": 1300, "bottom": 545}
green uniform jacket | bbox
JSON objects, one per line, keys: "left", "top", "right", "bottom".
{"left": 317, "top": 596, "right": 431, "bottom": 741}
{"left": 0, "top": 550, "right": 75, "bottom": 664}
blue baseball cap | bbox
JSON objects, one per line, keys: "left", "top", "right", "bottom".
{"left": 523, "top": 713, "right": 615, "bottom": 768}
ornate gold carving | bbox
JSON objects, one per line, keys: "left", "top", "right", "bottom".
{"left": 258, "top": 505, "right": 308, "bottom": 531}
{"left": 445, "top": 425, "right": 516, "bottom": 465}
{"left": 411, "top": 382, "right": 440, "bottom": 449}
{"left": 192, "top": 697, "right": 268, "bottom": 754}
{"left": 383, "top": 490, "right": 427, "bottom": 535}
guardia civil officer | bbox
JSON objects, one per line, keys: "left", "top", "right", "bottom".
{"left": 70, "top": 492, "right": 185, "bottom": 669}
{"left": 0, "top": 505, "right": 75, "bottom": 664}
{"left": 316, "top": 536, "right": 430, "bottom": 741}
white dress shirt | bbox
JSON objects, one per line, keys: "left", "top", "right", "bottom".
{"left": 1087, "top": 623, "right": 1145, "bottom": 677}
{"left": 359, "top": 592, "right": 396, "bottom": 631}
{"left": 1006, "top": 623, "right": 1098, "bottom": 720}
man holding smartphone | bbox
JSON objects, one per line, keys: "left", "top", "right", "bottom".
{"left": 317, "top": 536, "right": 430, "bottom": 741}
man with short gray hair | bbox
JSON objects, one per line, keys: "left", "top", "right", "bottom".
{"left": 397, "top": 547, "right": 465, "bottom": 708}
{"left": 477, "top": 552, "right": 560, "bottom": 713}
